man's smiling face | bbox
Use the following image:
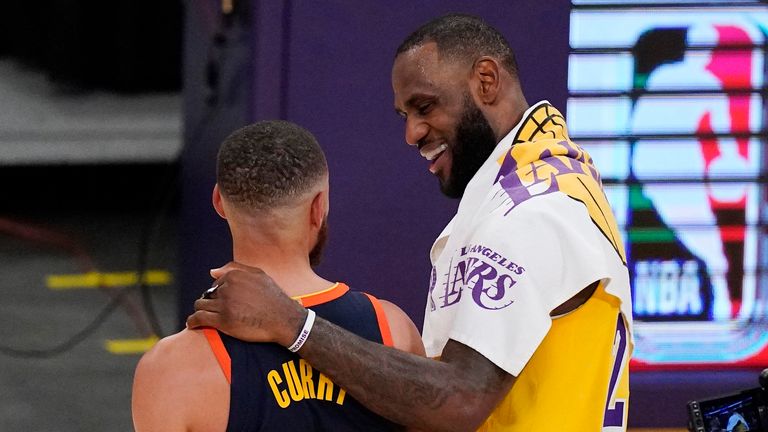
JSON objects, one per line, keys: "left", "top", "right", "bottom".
{"left": 392, "top": 42, "right": 498, "bottom": 198}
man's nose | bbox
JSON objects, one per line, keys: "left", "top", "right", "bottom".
{"left": 405, "top": 117, "right": 428, "bottom": 147}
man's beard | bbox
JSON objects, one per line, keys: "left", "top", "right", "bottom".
{"left": 309, "top": 217, "right": 328, "bottom": 267}
{"left": 440, "top": 95, "right": 498, "bottom": 199}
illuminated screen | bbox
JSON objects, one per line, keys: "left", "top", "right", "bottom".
{"left": 568, "top": 1, "right": 768, "bottom": 368}
{"left": 701, "top": 391, "right": 764, "bottom": 431}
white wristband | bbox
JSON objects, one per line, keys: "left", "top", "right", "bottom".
{"left": 287, "top": 309, "right": 316, "bottom": 353}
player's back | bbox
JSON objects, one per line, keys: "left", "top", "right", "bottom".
{"left": 204, "top": 282, "right": 398, "bottom": 431}
{"left": 133, "top": 281, "right": 422, "bottom": 432}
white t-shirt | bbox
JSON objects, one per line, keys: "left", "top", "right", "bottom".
{"left": 421, "top": 101, "right": 632, "bottom": 376}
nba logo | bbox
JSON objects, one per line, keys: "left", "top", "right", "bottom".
{"left": 567, "top": 3, "right": 768, "bottom": 366}
{"left": 628, "top": 23, "right": 763, "bottom": 323}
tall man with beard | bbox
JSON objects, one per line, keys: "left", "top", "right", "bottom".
{"left": 132, "top": 121, "right": 424, "bottom": 431}
{"left": 188, "top": 15, "right": 633, "bottom": 431}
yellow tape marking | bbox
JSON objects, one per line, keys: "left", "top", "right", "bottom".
{"left": 46, "top": 270, "right": 172, "bottom": 290}
{"left": 105, "top": 335, "right": 159, "bottom": 355}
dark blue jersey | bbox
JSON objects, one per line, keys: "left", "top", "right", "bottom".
{"left": 203, "top": 283, "right": 399, "bottom": 431}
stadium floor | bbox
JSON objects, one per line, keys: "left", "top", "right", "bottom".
{"left": 0, "top": 208, "right": 178, "bottom": 431}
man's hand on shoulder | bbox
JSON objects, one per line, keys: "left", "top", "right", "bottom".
{"left": 185, "top": 262, "right": 513, "bottom": 431}
{"left": 186, "top": 262, "right": 307, "bottom": 347}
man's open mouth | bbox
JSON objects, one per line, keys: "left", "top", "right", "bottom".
{"left": 421, "top": 143, "right": 447, "bottom": 161}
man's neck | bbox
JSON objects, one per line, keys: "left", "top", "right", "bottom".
{"left": 231, "top": 241, "right": 333, "bottom": 298}
{"left": 489, "top": 88, "right": 529, "bottom": 144}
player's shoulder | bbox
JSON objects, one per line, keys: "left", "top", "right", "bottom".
{"left": 143, "top": 328, "right": 204, "bottom": 359}
{"left": 132, "top": 330, "right": 229, "bottom": 431}
{"left": 376, "top": 299, "right": 426, "bottom": 357}
{"left": 480, "top": 190, "right": 591, "bottom": 234}
{"left": 376, "top": 299, "right": 408, "bottom": 323}
{"left": 342, "top": 289, "right": 425, "bottom": 356}
{"left": 136, "top": 329, "right": 211, "bottom": 377}
{"left": 509, "top": 189, "right": 586, "bottom": 216}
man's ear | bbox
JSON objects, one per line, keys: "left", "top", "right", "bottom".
{"left": 472, "top": 56, "right": 501, "bottom": 105}
{"left": 212, "top": 184, "right": 227, "bottom": 219}
{"left": 309, "top": 189, "right": 326, "bottom": 230}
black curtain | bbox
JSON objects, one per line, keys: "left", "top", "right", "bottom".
{"left": 0, "top": 0, "right": 182, "bottom": 92}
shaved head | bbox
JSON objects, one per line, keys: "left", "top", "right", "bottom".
{"left": 396, "top": 14, "right": 518, "bottom": 77}
{"left": 217, "top": 120, "right": 328, "bottom": 213}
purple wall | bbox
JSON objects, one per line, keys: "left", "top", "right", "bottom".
{"left": 274, "top": 1, "right": 571, "bottom": 324}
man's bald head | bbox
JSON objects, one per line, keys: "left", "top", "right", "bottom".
{"left": 396, "top": 14, "right": 518, "bottom": 77}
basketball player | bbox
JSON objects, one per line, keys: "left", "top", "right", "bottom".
{"left": 132, "top": 121, "right": 424, "bottom": 431}
{"left": 188, "top": 15, "right": 633, "bottom": 431}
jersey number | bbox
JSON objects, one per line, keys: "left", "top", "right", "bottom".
{"left": 603, "top": 313, "right": 628, "bottom": 430}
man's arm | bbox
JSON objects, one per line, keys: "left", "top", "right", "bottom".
{"left": 188, "top": 263, "right": 513, "bottom": 432}
{"left": 132, "top": 329, "right": 229, "bottom": 432}
{"left": 303, "top": 319, "right": 513, "bottom": 431}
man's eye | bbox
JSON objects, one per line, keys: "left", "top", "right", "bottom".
{"left": 417, "top": 103, "right": 432, "bottom": 115}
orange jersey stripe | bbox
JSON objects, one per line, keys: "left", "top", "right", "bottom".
{"left": 298, "top": 283, "right": 349, "bottom": 307}
{"left": 364, "top": 293, "right": 393, "bottom": 347}
{"left": 203, "top": 327, "right": 232, "bottom": 384}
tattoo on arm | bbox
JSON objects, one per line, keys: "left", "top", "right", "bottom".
{"left": 300, "top": 319, "right": 514, "bottom": 432}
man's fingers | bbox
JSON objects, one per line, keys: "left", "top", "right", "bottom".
{"left": 194, "top": 297, "right": 222, "bottom": 313}
{"left": 186, "top": 310, "right": 221, "bottom": 329}
{"left": 211, "top": 261, "right": 263, "bottom": 278}
{"left": 210, "top": 261, "right": 247, "bottom": 278}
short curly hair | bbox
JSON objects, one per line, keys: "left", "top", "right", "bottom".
{"left": 216, "top": 120, "right": 328, "bottom": 212}
{"left": 396, "top": 14, "right": 518, "bottom": 77}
